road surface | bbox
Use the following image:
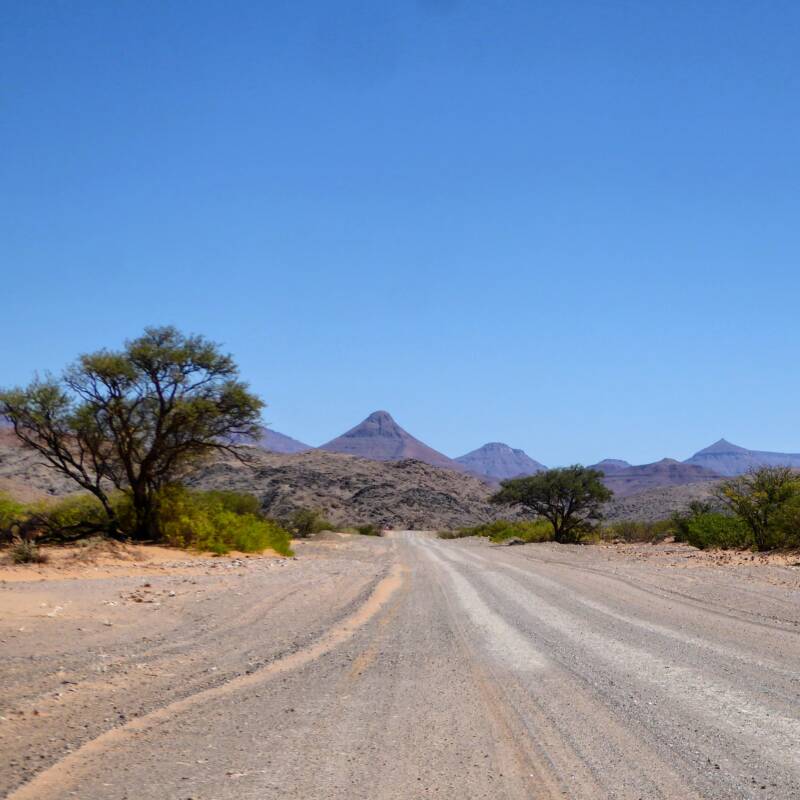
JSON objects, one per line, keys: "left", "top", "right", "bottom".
{"left": 2, "top": 532, "right": 800, "bottom": 799}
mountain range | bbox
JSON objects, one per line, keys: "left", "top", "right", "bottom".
{"left": 684, "top": 438, "right": 800, "bottom": 476}
{"left": 5, "top": 405, "right": 800, "bottom": 493}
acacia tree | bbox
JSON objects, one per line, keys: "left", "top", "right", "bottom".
{"left": 0, "top": 326, "right": 264, "bottom": 540}
{"left": 490, "top": 466, "right": 612, "bottom": 543}
{"left": 716, "top": 466, "right": 799, "bottom": 551}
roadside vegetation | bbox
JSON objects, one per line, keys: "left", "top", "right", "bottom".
{"left": 0, "top": 488, "right": 293, "bottom": 557}
{"left": 439, "top": 519, "right": 553, "bottom": 543}
{"left": 0, "top": 326, "right": 298, "bottom": 558}
{"left": 670, "top": 468, "right": 800, "bottom": 551}
{"left": 286, "top": 508, "right": 337, "bottom": 538}
{"left": 490, "top": 466, "right": 612, "bottom": 543}
{"left": 444, "top": 466, "right": 800, "bottom": 553}
{"left": 0, "top": 326, "right": 264, "bottom": 543}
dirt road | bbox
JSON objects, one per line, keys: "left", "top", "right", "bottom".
{"left": 2, "top": 532, "right": 800, "bottom": 799}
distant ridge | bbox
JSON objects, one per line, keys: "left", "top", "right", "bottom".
{"left": 602, "top": 458, "right": 721, "bottom": 498}
{"left": 588, "top": 459, "right": 632, "bottom": 475}
{"left": 684, "top": 438, "right": 800, "bottom": 476}
{"left": 255, "top": 428, "right": 312, "bottom": 454}
{"left": 320, "top": 411, "right": 469, "bottom": 473}
{"left": 229, "top": 426, "right": 312, "bottom": 454}
{"left": 455, "top": 442, "right": 546, "bottom": 480}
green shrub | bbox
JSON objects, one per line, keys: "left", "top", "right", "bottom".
{"left": 439, "top": 519, "right": 553, "bottom": 543}
{"left": 0, "top": 493, "right": 28, "bottom": 542}
{"left": 153, "top": 486, "right": 293, "bottom": 555}
{"left": 769, "top": 494, "right": 800, "bottom": 549}
{"left": 355, "top": 524, "right": 382, "bottom": 537}
{"left": 39, "top": 495, "right": 110, "bottom": 537}
{"left": 672, "top": 501, "right": 715, "bottom": 543}
{"left": 10, "top": 538, "right": 48, "bottom": 564}
{"left": 600, "top": 519, "right": 675, "bottom": 543}
{"left": 686, "top": 513, "right": 752, "bottom": 550}
{"left": 288, "top": 508, "right": 336, "bottom": 538}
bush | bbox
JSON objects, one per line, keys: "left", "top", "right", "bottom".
{"left": 0, "top": 487, "right": 293, "bottom": 556}
{"left": 716, "top": 468, "right": 800, "bottom": 551}
{"left": 439, "top": 519, "right": 553, "bottom": 543}
{"left": 672, "top": 501, "right": 715, "bottom": 543}
{"left": 153, "top": 486, "right": 293, "bottom": 555}
{"left": 685, "top": 513, "right": 752, "bottom": 550}
{"left": 769, "top": 494, "right": 800, "bottom": 549}
{"left": 288, "top": 508, "right": 336, "bottom": 538}
{"left": 600, "top": 519, "right": 674, "bottom": 543}
{"left": 38, "top": 495, "right": 110, "bottom": 539}
{"left": 355, "top": 524, "right": 382, "bottom": 537}
{"left": 0, "top": 493, "right": 28, "bottom": 542}
{"left": 10, "top": 538, "right": 48, "bottom": 564}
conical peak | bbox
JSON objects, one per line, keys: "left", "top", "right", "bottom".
{"left": 364, "top": 410, "right": 396, "bottom": 425}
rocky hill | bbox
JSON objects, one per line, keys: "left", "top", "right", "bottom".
{"left": 604, "top": 481, "right": 722, "bottom": 522}
{"left": 319, "top": 411, "right": 469, "bottom": 474}
{"left": 602, "top": 458, "right": 720, "bottom": 498}
{"left": 684, "top": 438, "right": 800, "bottom": 476}
{"left": 455, "top": 442, "right": 546, "bottom": 481}
{"left": 189, "top": 447, "right": 498, "bottom": 530}
{"left": 589, "top": 459, "right": 632, "bottom": 475}
{"left": 0, "top": 428, "right": 78, "bottom": 501}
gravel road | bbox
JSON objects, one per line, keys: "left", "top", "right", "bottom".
{"left": 3, "top": 532, "right": 799, "bottom": 799}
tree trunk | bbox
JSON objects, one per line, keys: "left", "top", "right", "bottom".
{"left": 131, "top": 487, "right": 157, "bottom": 541}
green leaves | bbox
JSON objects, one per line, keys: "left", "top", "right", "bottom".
{"left": 1, "top": 326, "right": 265, "bottom": 541}
{"left": 491, "top": 466, "right": 612, "bottom": 544}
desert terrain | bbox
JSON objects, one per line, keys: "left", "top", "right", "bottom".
{"left": 3, "top": 532, "right": 799, "bottom": 799}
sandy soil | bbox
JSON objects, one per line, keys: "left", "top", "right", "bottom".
{"left": 0, "top": 539, "right": 284, "bottom": 583}
{"left": 2, "top": 535, "right": 799, "bottom": 799}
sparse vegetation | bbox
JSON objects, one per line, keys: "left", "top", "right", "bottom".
{"left": 599, "top": 518, "right": 675, "bottom": 543}
{"left": 490, "top": 466, "right": 612, "bottom": 544}
{"left": 669, "top": 472, "right": 800, "bottom": 551}
{"left": 9, "top": 538, "right": 48, "bottom": 564}
{"left": 0, "top": 488, "right": 292, "bottom": 556}
{"left": 0, "top": 326, "right": 264, "bottom": 541}
{"left": 439, "top": 519, "right": 553, "bottom": 543}
{"left": 684, "top": 512, "right": 751, "bottom": 550}
{"left": 715, "top": 467, "right": 800, "bottom": 551}
{"left": 0, "top": 492, "right": 28, "bottom": 543}
{"left": 151, "top": 486, "right": 292, "bottom": 555}
{"left": 355, "top": 524, "right": 382, "bottom": 536}
{"left": 287, "top": 508, "right": 336, "bottom": 538}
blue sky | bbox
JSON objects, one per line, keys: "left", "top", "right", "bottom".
{"left": 2, "top": 1, "right": 799, "bottom": 465}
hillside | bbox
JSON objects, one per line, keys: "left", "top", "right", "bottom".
{"left": 189, "top": 447, "right": 498, "bottom": 530}
{"left": 254, "top": 428, "right": 312, "bottom": 454}
{"left": 602, "top": 458, "right": 720, "bottom": 498}
{"left": 319, "top": 411, "right": 469, "bottom": 474}
{"left": 455, "top": 442, "right": 546, "bottom": 480}
{"left": 589, "top": 459, "right": 632, "bottom": 475}
{"left": 604, "top": 481, "right": 721, "bottom": 522}
{"left": 0, "top": 428, "right": 78, "bottom": 501}
{"left": 685, "top": 438, "right": 800, "bottom": 476}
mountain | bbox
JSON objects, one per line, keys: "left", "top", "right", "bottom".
{"left": 588, "top": 459, "right": 632, "bottom": 475}
{"left": 319, "top": 411, "right": 468, "bottom": 473}
{"left": 684, "top": 438, "right": 800, "bottom": 476}
{"left": 602, "top": 458, "right": 721, "bottom": 498}
{"left": 254, "top": 428, "right": 312, "bottom": 454}
{"left": 455, "top": 442, "right": 546, "bottom": 480}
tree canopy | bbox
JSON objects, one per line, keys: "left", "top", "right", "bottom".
{"left": 715, "top": 467, "right": 799, "bottom": 551}
{"left": 490, "top": 466, "right": 612, "bottom": 544}
{"left": 0, "top": 326, "right": 264, "bottom": 540}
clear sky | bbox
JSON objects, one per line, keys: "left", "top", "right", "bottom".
{"left": 2, "top": 1, "right": 799, "bottom": 466}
